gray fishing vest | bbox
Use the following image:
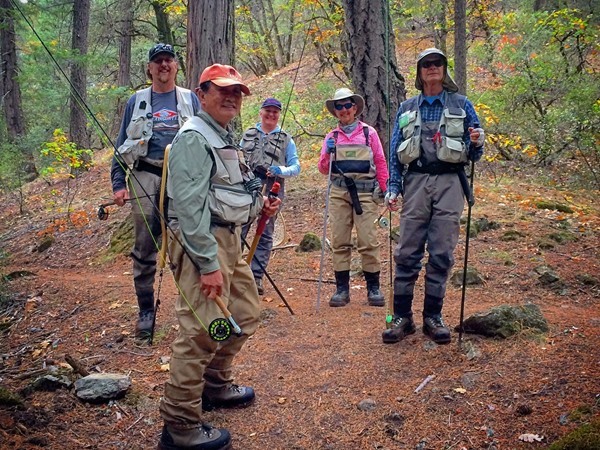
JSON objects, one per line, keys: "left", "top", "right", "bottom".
{"left": 240, "top": 127, "right": 291, "bottom": 173}
{"left": 396, "top": 92, "right": 468, "bottom": 172}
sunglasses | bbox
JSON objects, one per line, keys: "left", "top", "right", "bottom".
{"left": 421, "top": 59, "right": 444, "bottom": 69}
{"left": 334, "top": 102, "right": 355, "bottom": 111}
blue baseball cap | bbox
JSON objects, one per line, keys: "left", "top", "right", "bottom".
{"left": 148, "top": 43, "right": 176, "bottom": 62}
{"left": 261, "top": 98, "right": 282, "bottom": 110}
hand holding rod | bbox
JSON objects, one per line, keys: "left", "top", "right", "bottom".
{"left": 245, "top": 181, "right": 281, "bottom": 264}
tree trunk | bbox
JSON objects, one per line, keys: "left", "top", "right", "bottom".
{"left": 69, "top": 0, "right": 91, "bottom": 150}
{"left": 112, "top": 0, "right": 134, "bottom": 139}
{"left": 150, "top": 0, "right": 174, "bottom": 45}
{"left": 186, "top": 0, "right": 235, "bottom": 89}
{"left": 434, "top": 0, "right": 448, "bottom": 54}
{"left": 0, "top": 0, "right": 26, "bottom": 140}
{"left": 454, "top": 0, "right": 467, "bottom": 95}
{"left": 340, "top": 0, "right": 405, "bottom": 154}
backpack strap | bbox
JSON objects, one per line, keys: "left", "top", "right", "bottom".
{"left": 363, "top": 125, "right": 369, "bottom": 146}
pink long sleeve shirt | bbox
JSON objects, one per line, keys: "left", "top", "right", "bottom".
{"left": 318, "top": 121, "right": 389, "bottom": 192}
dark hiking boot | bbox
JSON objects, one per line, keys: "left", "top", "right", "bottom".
{"left": 364, "top": 271, "right": 385, "bottom": 307}
{"left": 255, "top": 278, "right": 264, "bottom": 295}
{"left": 423, "top": 316, "right": 451, "bottom": 345}
{"left": 158, "top": 423, "right": 231, "bottom": 450}
{"left": 135, "top": 310, "right": 155, "bottom": 342}
{"left": 329, "top": 270, "right": 350, "bottom": 307}
{"left": 382, "top": 316, "right": 416, "bottom": 344}
{"left": 202, "top": 384, "right": 255, "bottom": 411}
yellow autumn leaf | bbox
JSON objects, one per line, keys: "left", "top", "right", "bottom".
{"left": 453, "top": 387, "right": 467, "bottom": 394}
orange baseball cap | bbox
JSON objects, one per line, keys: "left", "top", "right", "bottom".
{"left": 198, "top": 64, "right": 250, "bottom": 95}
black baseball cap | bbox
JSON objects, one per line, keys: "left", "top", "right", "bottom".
{"left": 148, "top": 43, "right": 176, "bottom": 62}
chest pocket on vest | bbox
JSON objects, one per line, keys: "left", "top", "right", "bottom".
{"left": 396, "top": 110, "right": 421, "bottom": 165}
{"left": 117, "top": 116, "right": 153, "bottom": 165}
{"left": 437, "top": 108, "right": 467, "bottom": 164}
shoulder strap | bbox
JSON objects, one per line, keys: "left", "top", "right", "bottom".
{"left": 363, "top": 125, "right": 369, "bottom": 145}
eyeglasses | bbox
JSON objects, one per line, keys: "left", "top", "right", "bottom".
{"left": 421, "top": 59, "right": 444, "bottom": 69}
{"left": 152, "top": 56, "right": 175, "bottom": 64}
{"left": 334, "top": 102, "right": 355, "bottom": 111}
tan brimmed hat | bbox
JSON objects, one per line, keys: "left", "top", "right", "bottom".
{"left": 415, "top": 48, "right": 459, "bottom": 93}
{"left": 325, "top": 87, "right": 365, "bottom": 117}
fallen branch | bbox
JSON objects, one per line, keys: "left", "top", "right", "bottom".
{"left": 414, "top": 374, "right": 435, "bottom": 393}
{"left": 297, "top": 277, "right": 336, "bottom": 284}
{"left": 65, "top": 354, "right": 90, "bottom": 377}
{"left": 272, "top": 244, "right": 297, "bottom": 250}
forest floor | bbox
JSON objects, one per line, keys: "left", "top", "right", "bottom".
{"left": 0, "top": 147, "right": 599, "bottom": 450}
{"left": 0, "top": 46, "right": 599, "bottom": 450}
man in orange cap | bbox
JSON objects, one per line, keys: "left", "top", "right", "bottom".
{"left": 157, "top": 64, "right": 280, "bottom": 450}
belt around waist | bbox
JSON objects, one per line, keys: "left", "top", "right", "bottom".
{"left": 331, "top": 177, "right": 376, "bottom": 192}
{"left": 135, "top": 159, "right": 163, "bottom": 176}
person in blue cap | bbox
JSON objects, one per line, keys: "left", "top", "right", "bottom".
{"left": 240, "top": 97, "right": 301, "bottom": 294}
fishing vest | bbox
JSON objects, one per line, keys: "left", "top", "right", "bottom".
{"left": 240, "top": 127, "right": 291, "bottom": 173}
{"left": 117, "top": 86, "right": 195, "bottom": 166}
{"left": 396, "top": 92, "right": 468, "bottom": 173}
{"left": 168, "top": 116, "right": 263, "bottom": 226}
{"left": 331, "top": 125, "right": 377, "bottom": 185}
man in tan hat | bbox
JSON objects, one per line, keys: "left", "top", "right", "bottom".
{"left": 382, "top": 48, "right": 484, "bottom": 345}
{"left": 318, "top": 87, "right": 389, "bottom": 308}
{"left": 157, "top": 64, "right": 281, "bottom": 450}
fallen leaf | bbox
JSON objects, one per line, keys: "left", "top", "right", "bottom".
{"left": 160, "top": 364, "right": 170, "bottom": 372}
{"left": 277, "top": 397, "right": 286, "bottom": 404}
{"left": 453, "top": 387, "right": 467, "bottom": 394}
{"left": 518, "top": 433, "right": 544, "bottom": 442}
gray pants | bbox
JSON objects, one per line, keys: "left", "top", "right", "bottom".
{"left": 393, "top": 171, "right": 464, "bottom": 317}
{"left": 128, "top": 168, "right": 162, "bottom": 312}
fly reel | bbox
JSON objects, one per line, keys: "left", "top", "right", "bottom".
{"left": 208, "top": 318, "right": 232, "bottom": 341}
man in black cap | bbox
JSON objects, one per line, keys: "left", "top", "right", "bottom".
{"left": 110, "top": 43, "right": 201, "bottom": 342}
{"left": 240, "top": 97, "right": 300, "bottom": 294}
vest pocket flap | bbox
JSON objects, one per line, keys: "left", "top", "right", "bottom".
{"left": 437, "top": 136, "right": 467, "bottom": 164}
{"left": 126, "top": 116, "right": 152, "bottom": 139}
{"left": 218, "top": 148, "right": 240, "bottom": 160}
{"left": 443, "top": 136, "right": 463, "bottom": 152}
{"left": 400, "top": 111, "right": 418, "bottom": 138}
{"left": 397, "top": 136, "right": 420, "bottom": 165}
{"left": 209, "top": 186, "right": 253, "bottom": 225}
{"left": 444, "top": 108, "right": 466, "bottom": 119}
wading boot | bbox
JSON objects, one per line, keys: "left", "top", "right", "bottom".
{"left": 381, "top": 316, "right": 416, "bottom": 344}
{"left": 364, "top": 271, "right": 385, "bottom": 307}
{"left": 158, "top": 423, "right": 231, "bottom": 450}
{"left": 329, "top": 270, "right": 350, "bottom": 307}
{"left": 423, "top": 316, "right": 451, "bottom": 345}
{"left": 136, "top": 294, "right": 155, "bottom": 342}
{"left": 255, "top": 278, "right": 264, "bottom": 295}
{"left": 202, "top": 384, "right": 255, "bottom": 411}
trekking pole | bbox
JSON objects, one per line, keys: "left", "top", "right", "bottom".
{"left": 316, "top": 150, "right": 335, "bottom": 311}
{"left": 458, "top": 160, "right": 476, "bottom": 345}
{"left": 241, "top": 236, "right": 294, "bottom": 315}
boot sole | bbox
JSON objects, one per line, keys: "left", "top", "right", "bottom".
{"left": 202, "top": 396, "right": 256, "bottom": 412}
{"left": 158, "top": 442, "right": 232, "bottom": 450}
{"left": 422, "top": 327, "right": 451, "bottom": 345}
{"left": 382, "top": 327, "right": 416, "bottom": 344}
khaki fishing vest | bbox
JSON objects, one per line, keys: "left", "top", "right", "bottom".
{"left": 168, "top": 116, "right": 263, "bottom": 225}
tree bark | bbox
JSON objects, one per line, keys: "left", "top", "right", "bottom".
{"left": 150, "top": 0, "right": 174, "bottom": 45}
{"left": 186, "top": 0, "right": 235, "bottom": 89}
{"left": 340, "top": 0, "right": 405, "bottom": 154}
{"left": 0, "top": 0, "right": 26, "bottom": 140}
{"left": 112, "top": 0, "right": 134, "bottom": 138}
{"left": 69, "top": 0, "right": 91, "bottom": 150}
{"left": 454, "top": 0, "right": 468, "bottom": 95}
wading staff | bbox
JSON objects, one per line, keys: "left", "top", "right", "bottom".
{"left": 458, "top": 159, "right": 476, "bottom": 345}
{"left": 241, "top": 236, "right": 294, "bottom": 315}
{"left": 245, "top": 181, "right": 280, "bottom": 264}
{"left": 316, "top": 147, "right": 335, "bottom": 311}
